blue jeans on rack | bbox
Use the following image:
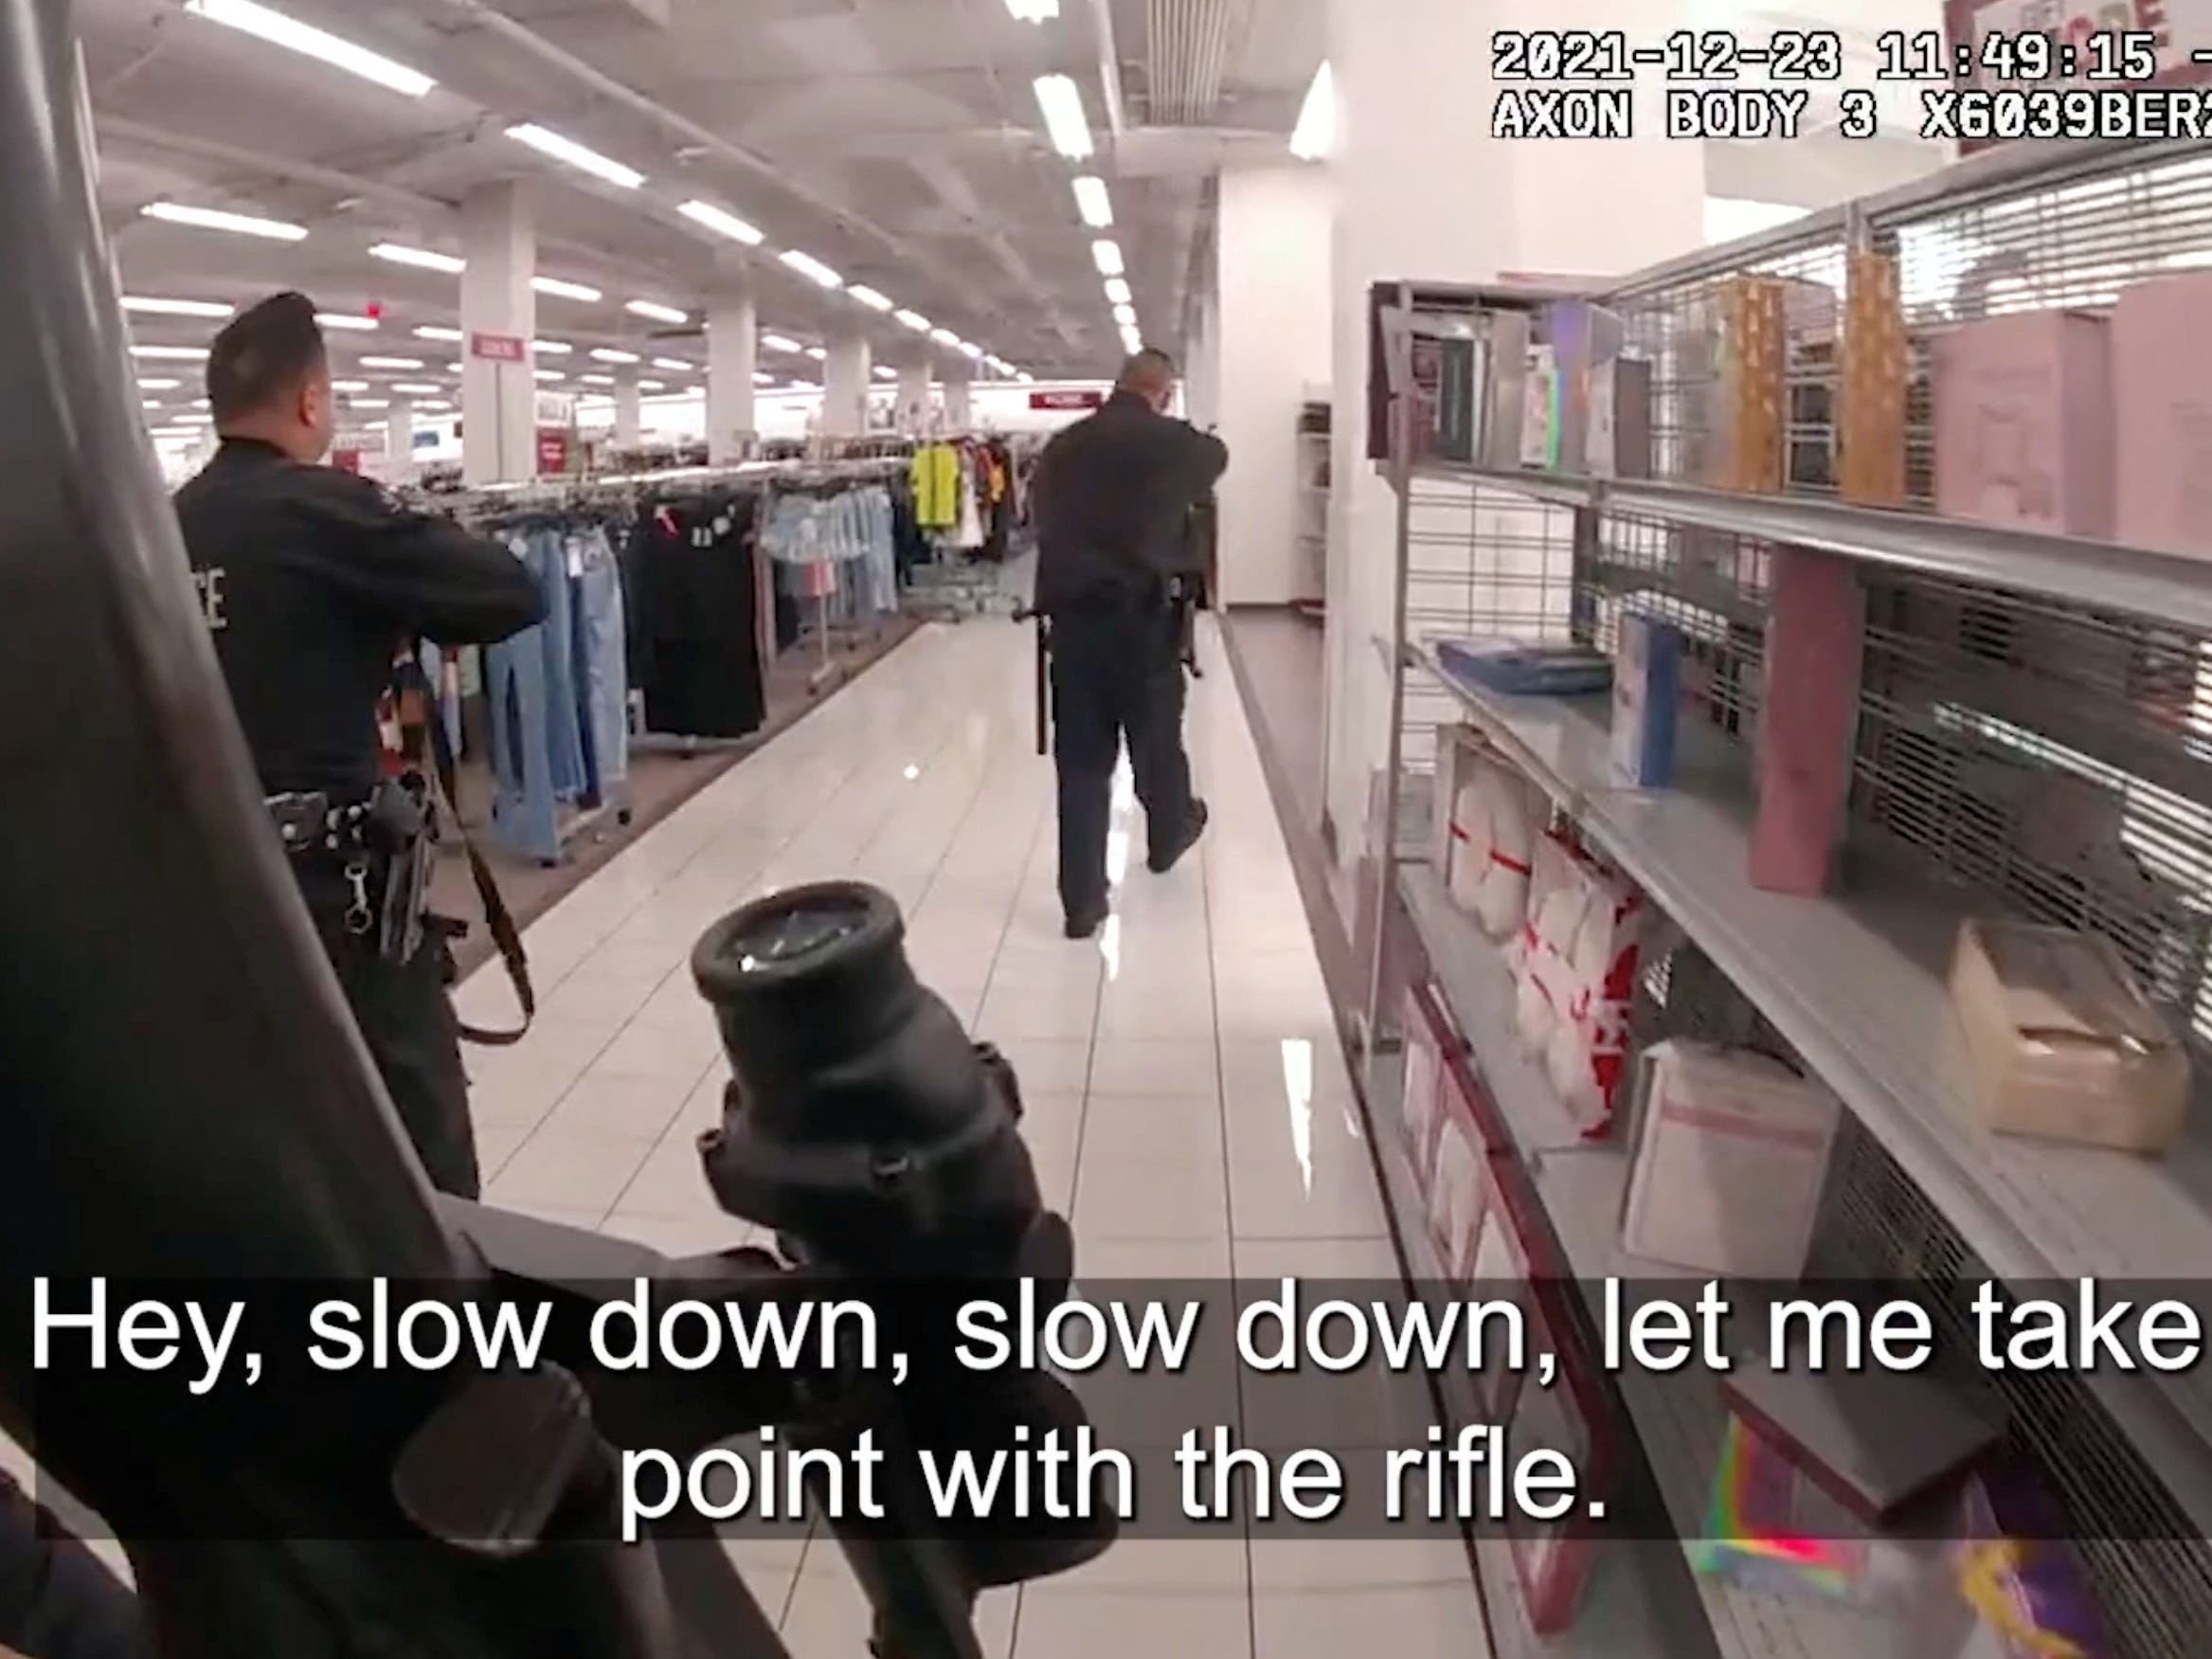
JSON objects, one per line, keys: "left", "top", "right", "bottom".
{"left": 417, "top": 640, "right": 465, "bottom": 758}
{"left": 519, "top": 526, "right": 588, "bottom": 804}
{"left": 485, "top": 613, "right": 560, "bottom": 864}
{"left": 569, "top": 527, "right": 629, "bottom": 795}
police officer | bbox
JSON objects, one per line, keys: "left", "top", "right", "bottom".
{"left": 1033, "top": 349, "right": 1229, "bottom": 940}
{"left": 173, "top": 293, "right": 546, "bottom": 1197}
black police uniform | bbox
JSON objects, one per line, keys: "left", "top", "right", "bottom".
{"left": 173, "top": 438, "right": 546, "bottom": 1198}
{"left": 1033, "top": 391, "right": 1229, "bottom": 924}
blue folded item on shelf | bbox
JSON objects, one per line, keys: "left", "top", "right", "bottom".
{"left": 1433, "top": 636, "right": 1614, "bottom": 696}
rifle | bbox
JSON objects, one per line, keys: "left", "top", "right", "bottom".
{"left": 1012, "top": 605, "right": 1050, "bottom": 755}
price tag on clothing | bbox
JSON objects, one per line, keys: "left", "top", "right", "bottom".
{"left": 565, "top": 535, "right": 585, "bottom": 579}
{"left": 713, "top": 514, "right": 732, "bottom": 538}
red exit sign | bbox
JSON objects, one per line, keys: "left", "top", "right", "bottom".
{"left": 1030, "top": 388, "right": 1103, "bottom": 411}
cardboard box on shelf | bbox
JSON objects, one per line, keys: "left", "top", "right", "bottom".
{"left": 2114, "top": 271, "right": 2212, "bottom": 559}
{"left": 1484, "top": 310, "right": 1535, "bottom": 470}
{"left": 1609, "top": 613, "right": 1682, "bottom": 790}
{"left": 1520, "top": 343, "right": 1559, "bottom": 468}
{"left": 1587, "top": 355, "right": 1653, "bottom": 479}
{"left": 1948, "top": 917, "right": 2190, "bottom": 1152}
{"left": 1544, "top": 301, "right": 1626, "bottom": 476}
{"left": 1931, "top": 311, "right": 2114, "bottom": 538}
{"left": 1620, "top": 1040, "right": 1842, "bottom": 1280}
{"left": 1751, "top": 549, "right": 1864, "bottom": 895}
{"left": 1717, "top": 277, "right": 1788, "bottom": 493}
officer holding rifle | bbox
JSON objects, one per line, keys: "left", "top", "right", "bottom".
{"left": 1030, "top": 348, "right": 1229, "bottom": 941}
{"left": 173, "top": 293, "right": 545, "bottom": 1198}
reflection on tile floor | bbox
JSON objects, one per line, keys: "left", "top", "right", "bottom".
{"left": 453, "top": 618, "right": 1485, "bottom": 1657}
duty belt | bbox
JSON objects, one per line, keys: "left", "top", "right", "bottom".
{"left": 265, "top": 784, "right": 427, "bottom": 954}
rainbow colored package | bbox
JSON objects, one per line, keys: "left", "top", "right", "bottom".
{"left": 1952, "top": 1468, "right": 2112, "bottom": 1659}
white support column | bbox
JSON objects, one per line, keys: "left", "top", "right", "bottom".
{"left": 941, "top": 361, "right": 973, "bottom": 432}
{"left": 823, "top": 329, "right": 870, "bottom": 438}
{"left": 707, "top": 262, "right": 757, "bottom": 465}
{"left": 1213, "top": 165, "right": 1331, "bottom": 607}
{"left": 459, "top": 181, "right": 536, "bottom": 486}
{"left": 385, "top": 396, "right": 415, "bottom": 479}
{"left": 895, "top": 354, "right": 933, "bottom": 434}
{"left": 1321, "top": 0, "right": 1706, "bottom": 864}
{"left": 613, "top": 368, "right": 643, "bottom": 449}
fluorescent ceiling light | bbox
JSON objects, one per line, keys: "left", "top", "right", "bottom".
{"left": 929, "top": 326, "right": 960, "bottom": 347}
{"left": 651, "top": 357, "right": 694, "bottom": 371}
{"left": 676, "top": 200, "right": 764, "bottom": 245}
{"left": 1016, "top": 370, "right": 1034, "bottom": 383}
{"left": 873, "top": 365, "right": 897, "bottom": 380}
{"left": 638, "top": 379, "right": 664, "bottom": 390}
{"left": 182, "top": 0, "right": 434, "bottom": 98}
{"left": 1290, "top": 62, "right": 1335, "bottom": 161}
{"left": 581, "top": 373, "right": 615, "bottom": 385}
{"left": 505, "top": 123, "right": 644, "bottom": 190}
{"left": 141, "top": 201, "right": 307, "bottom": 242}
{"left": 1091, "top": 239, "right": 1124, "bottom": 276}
{"left": 1006, "top": 0, "right": 1058, "bottom": 19}
{"left": 531, "top": 339, "right": 571, "bottom": 355}
{"left": 413, "top": 325, "right": 464, "bottom": 342}
{"left": 894, "top": 309, "right": 931, "bottom": 332}
{"left": 316, "top": 312, "right": 377, "bottom": 331}
{"left": 193, "top": 398, "right": 211, "bottom": 408}
{"left": 122, "top": 296, "right": 234, "bottom": 318}
{"left": 1104, "top": 276, "right": 1132, "bottom": 305}
{"left": 1112, "top": 302, "right": 1137, "bottom": 327}
{"left": 330, "top": 378, "right": 369, "bottom": 391}
{"left": 1034, "top": 75, "right": 1093, "bottom": 159}
{"left": 625, "top": 299, "right": 688, "bottom": 325}
{"left": 370, "top": 243, "right": 464, "bottom": 274}
{"left": 590, "top": 347, "right": 640, "bottom": 363}
{"left": 359, "top": 355, "right": 423, "bottom": 369}
{"left": 533, "top": 370, "right": 566, "bottom": 381}
{"left": 753, "top": 371, "right": 776, "bottom": 385}
{"left": 447, "top": 361, "right": 464, "bottom": 372}
{"left": 779, "top": 249, "right": 842, "bottom": 289}
{"left": 958, "top": 340, "right": 984, "bottom": 359}
{"left": 804, "top": 346, "right": 827, "bottom": 361}
{"left": 848, "top": 285, "right": 893, "bottom": 312}
{"left": 762, "top": 334, "right": 802, "bottom": 352}
{"left": 531, "top": 276, "right": 602, "bottom": 302}
{"left": 130, "top": 345, "right": 209, "bottom": 360}
{"left": 786, "top": 380, "right": 818, "bottom": 390}
{"left": 142, "top": 399, "right": 165, "bottom": 411}
{"left": 388, "top": 382, "right": 441, "bottom": 394}
{"left": 350, "top": 398, "right": 389, "bottom": 409}
{"left": 136, "top": 377, "right": 182, "bottom": 390}
{"left": 1120, "top": 325, "right": 1142, "bottom": 353}
{"left": 1071, "top": 176, "right": 1113, "bottom": 227}
{"left": 420, "top": 402, "right": 453, "bottom": 411}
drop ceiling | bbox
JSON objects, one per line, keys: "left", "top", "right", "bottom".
{"left": 83, "top": 0, "right": 1326, "bottom": 420}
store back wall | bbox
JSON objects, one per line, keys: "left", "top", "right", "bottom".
{"left": 1214, "top": 164, "right": 1334, "bottom": 607}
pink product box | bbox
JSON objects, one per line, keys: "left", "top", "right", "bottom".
{"left": 1931, "top": 312, "right": 2113, "bottom": 540}
{"left": 1751, "top": 550, "right": 1864, "bottom": 896}
{"left": 2114, "top": 273, "right": 2212, "bottom": 559}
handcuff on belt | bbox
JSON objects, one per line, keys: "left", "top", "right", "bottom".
{"left": 264, "top": 791, "right": 379, "bottom": 935}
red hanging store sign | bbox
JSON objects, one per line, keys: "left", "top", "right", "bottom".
{"left": 535, "top": 428, "right": 571, "bottom": 476}
{"left": 1029, "top": 388, "right": 1104, "bottom": 411}
{"left": 471, "top": 331, "right": 528, "bottom": 363}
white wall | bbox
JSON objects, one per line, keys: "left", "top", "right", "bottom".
{"left": 1213, "top": 164, "right": 1333, "bottom": 606}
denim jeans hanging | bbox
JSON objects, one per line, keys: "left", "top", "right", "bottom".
{"left": 569, "top": 526, "right": 629, "bottom": 796}
{"left": 485, "top": 583, "right": 560, "bottom": 864}
{"left": 520, "top": 526, "right": 587, "bottom": 803}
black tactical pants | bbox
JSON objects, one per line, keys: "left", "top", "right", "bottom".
{"left": 318, "top": 914, "right": 482, "bottom": 1199}
{"left": 1050, "top": 601, "right": 1195, "bottom": 920}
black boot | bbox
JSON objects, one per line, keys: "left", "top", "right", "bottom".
{"left": 1146, "top": 800, "right": 1209, "bottom": 875}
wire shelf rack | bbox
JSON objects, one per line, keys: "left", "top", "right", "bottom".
{"left": 1364, "top": 139, "right": 2212, "bottom": 1659}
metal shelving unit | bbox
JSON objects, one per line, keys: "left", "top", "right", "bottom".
{"left": 1357, "top": 136, "right": 2212, "bottom": 1659}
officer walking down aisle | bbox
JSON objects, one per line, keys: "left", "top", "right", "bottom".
{"left": 173, "top": 293, "right": 546, "bottom": 1197}
{"left": 1034, "top": 349, "right": 1229, "bottom": 940}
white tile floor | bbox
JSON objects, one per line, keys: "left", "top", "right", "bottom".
{"left": 452, "top": 617, "right": 1487, "bottom": 1656}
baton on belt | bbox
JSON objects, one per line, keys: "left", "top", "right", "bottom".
{"left": 1013, "top": 604, "right": 1050, "bottom": 756}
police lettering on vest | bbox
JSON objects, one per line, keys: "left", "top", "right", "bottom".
{"left": 191, "top": 567, "right": 226, "bottom": 632}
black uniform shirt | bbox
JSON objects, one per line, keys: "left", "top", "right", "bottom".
{"left": 1033, "top": 390, "right": 1229, "bottom": 613}
{"left": 173, "top": 438, "right": 546, "bottom": 801}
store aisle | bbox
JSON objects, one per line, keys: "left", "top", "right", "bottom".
{"left": 452, "top": 616, "right": 1485, "bottom": 1659}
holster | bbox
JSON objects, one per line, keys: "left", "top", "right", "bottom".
{"left": 367, "top": 774, "right": 434, "bottom": 966}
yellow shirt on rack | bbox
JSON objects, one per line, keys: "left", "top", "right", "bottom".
{"left": 910, "top": 443, "right": 961, "bottom": 530}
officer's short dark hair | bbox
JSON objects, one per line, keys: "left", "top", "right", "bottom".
{"left": 1117, "top": 348, "right": 1176, "bottom": 395}
{"left": 207, "top": 292, "right": 328, "bottom": 424}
